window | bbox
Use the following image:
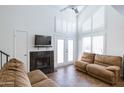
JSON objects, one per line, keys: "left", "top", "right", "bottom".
{"left": 81, "top": 6, "right": 105, "bottom": 54}
{"left": 82, "top": 37, "right": 91, "bottom": 52}
{"left": 55, "top": 16, "right": 76, "bottom": 34}
{"left": 62, "top": 20, "right": 67, "bottom": 33}
{"left": 67, "top": 22, "right": 72, "bottom": 33}
{"left": 72, "top": 22, "right": 76, "bottom": 32}
{"left": 56, "top": 17, "right": 62, "bottom": 32}
{"left": 68, "top": 40, "right": 73, "bottom": 61}
{"left": 92, "top": 36, "right": 104, "bottom": 54}
{"left": 93, "top": 7, "right": 105, "bottom": 30}
{"left": 82, "top": 35, "right": 104, "bottom": 54}
{"left": 82, "top": 18, "right": 92, "bottom": 32}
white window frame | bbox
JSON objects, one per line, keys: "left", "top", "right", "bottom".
{"left": 82, "top": 33, "right": 106, "bottom": 54}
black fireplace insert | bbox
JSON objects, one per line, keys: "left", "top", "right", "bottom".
{"left": 30, "top": 51, "right": 54, "bottom": 74}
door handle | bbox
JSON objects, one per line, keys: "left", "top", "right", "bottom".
{"left": 24, "top": 54, "right": 27, "bottom": 56}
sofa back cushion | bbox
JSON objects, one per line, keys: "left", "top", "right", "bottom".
{"left": 3, "top": 58, "right": 27, "bottom": 72}
{"left": 94, "top": 54, "right": 122, "bottom": 67}
{"left": 0, "top": 58, "right": 31, "bottom": 87}
{"left": 81, "top": 52, "right": 95, "bottom": 63}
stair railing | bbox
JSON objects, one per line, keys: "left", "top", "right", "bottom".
{"left": 0, "top": 50, "right": 10, "bottom": 68}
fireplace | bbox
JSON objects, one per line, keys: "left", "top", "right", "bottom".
{"left": 30, "top": 51, "right": 54, "bottom": 74}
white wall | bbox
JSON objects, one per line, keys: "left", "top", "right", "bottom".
{"left": 0, "top": 6, "right": 56, "bottom": 56}
{"left": 0, "top": 5, "right": 76, "bottom": 69}
{"left": 77, "top": 5, "right": 124, "bottom": 57}
{"left": 106, "top": 6, "right": 124, "bottom": 56}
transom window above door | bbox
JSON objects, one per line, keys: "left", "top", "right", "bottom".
{"left": 55, "top": 16, "right": 76, "bottom": 34}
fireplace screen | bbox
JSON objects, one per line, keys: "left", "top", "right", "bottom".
{"left": 35, "top": 57, "right": 50, "bottom": 69}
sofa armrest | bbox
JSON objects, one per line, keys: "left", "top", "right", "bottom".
{"left": 106, "top": 66, "right": 120, "bottom": 82}
{"left": 74, "top": 60, "right": 82, "bottom": 66}
{"left": 106, "top": 66, "right": 120, "bottom": 71}
{"left": 27, "top": 70, "right": 48, "bottom": 85}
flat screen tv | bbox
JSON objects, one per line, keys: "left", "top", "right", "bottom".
{"left": 35, "top": 35, "right": 52, "bottom": 46}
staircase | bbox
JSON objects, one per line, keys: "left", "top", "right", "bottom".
{"left": 0, "top": 50, "right": 10, "bottom": 69}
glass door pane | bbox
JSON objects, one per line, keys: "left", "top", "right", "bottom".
{"left": 57, "top": 39, "right": 64, "bottom": 64}
{"left": 68, "top": 40, "right": 73, "bottom": 62}
{"left": 92, "top": 36, "right": 104, "bottom": 54}
{"left": 82, "top": 37, "right": 91, "bottom": 52}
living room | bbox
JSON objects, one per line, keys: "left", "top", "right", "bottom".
{"left": 0, "top": 2, "right": 124, "bottom": 89}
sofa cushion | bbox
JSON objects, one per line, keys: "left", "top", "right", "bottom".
{"left": 32, "top": 79, "right": 59, "bottom": 87}
{"left": 94, "top": 54, "right": 122, "bottom": 67}
{"left": 27, "top": 70, "right": 48, "bottom": 85}
{"left": 75, "top": 60, "right": 90, "bottom": 71}
{"left": 86, "top": 64, "right": 115, "bottom": 81}
{"left": 81, "top": 52, "right": 95, "bottom": 63}
{"left": 0, "top": 58, "right": 31, "bottom": 87}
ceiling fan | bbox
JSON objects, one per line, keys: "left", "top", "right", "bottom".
{"left": 60, "top": 5, "right": 82, "bottom": 14}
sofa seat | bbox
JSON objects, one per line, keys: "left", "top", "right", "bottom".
{"left": 27, "top": 70, "right": 59, "bottom": 87}
{"left": 32, "top": 79, "right": 58, "bottom": 87}
{"left": 86, "top": 64, "right": 115, "bottom": 83}
{"left": 27, "top": 70, "right": 48, "bottom": 85}
{"left": 75, "top": 61, "right": 90, "bottom": 72}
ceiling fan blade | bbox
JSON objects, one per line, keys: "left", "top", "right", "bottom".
{"left": 59, "top": 6, "right": 70, "bottom": 12}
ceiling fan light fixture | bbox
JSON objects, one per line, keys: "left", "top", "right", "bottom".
{"left": 71, "top": 7, "right": 79, "bottom": 14}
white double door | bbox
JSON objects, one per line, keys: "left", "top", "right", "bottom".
{"left": 56, "top": 37, "right": 74, "bottom": 67}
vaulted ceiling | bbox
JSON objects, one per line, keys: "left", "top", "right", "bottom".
{"left": 51, "top": 5, "right": 87, "bottom": 16}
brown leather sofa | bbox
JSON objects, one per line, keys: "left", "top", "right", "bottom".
{"left": 75, "top": 52, "right": 122, "bottom": 85}
{"left": 0, "top": 58, "right": 59, "bottom": 87}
